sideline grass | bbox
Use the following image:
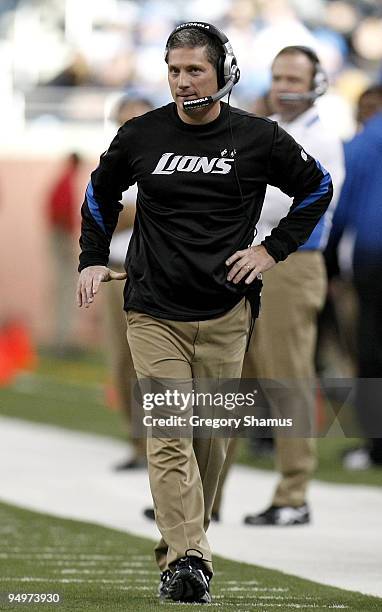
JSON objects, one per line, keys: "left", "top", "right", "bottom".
{"left": 0, "top": 351, "right": 381, "bottom": 486}
{"left": 0, "top": 501, "right": 380, "bottom": 611}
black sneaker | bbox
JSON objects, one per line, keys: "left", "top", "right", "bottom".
{"left": 114, "top": 456, "right": 147, "bottom": 471}
{"left": 244, "top": 504, "right": 310, "bottom": 526}
{"left": 166, "top": 556, "right": 212, "bottom": 603}
{"left": 158, "top": 569, "right": 172, "bottom": 601}
{"left": 143, "top": 507, "right": 155, "bottom": 521}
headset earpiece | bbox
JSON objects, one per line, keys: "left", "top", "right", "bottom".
{"left": 217, "top": 55, "right": 226, "bottom": 89}
{"left": 313, "top": 67, "right": 328, "bottom": 98}
{"left": 293, "top": 45, "right": 328, "bottom": 99}
{"left": 228, "top": 64, "right": 240, "bottom": 88}
{"left": 224, "top": 54, "right": 240, "bottom": 87}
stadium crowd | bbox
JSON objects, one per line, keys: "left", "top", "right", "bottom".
{"left": 0, "top": 0, "right": 382, "bottom": 119}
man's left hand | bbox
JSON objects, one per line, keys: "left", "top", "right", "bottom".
{"left": 226, "top": 245, "right": 276, "bottom": 284}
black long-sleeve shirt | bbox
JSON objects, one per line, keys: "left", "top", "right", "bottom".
{"left": 79, "top": 102, "right": 333, "bottom": 320}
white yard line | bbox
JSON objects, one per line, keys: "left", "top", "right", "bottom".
{"left": 0, "top": 417, "right": 381, "bottom": 598}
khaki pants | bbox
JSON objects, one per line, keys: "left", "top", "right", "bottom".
{"left": 104, "top": 270, "right": 146, "bottom": 458}
{"left": 126, "top": 299, "right": 250, "bottom": 574}
{"left": 213, "top": 251, "right": 327, "bottom": 512}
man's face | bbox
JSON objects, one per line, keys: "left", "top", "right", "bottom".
{"left": 357, "top": 93, "right": 382, "bottom": 126}
{"left": 167, "top": 46, "right": 218, "bottom": 116}
{"left": 270, "top": 53, "right": 314, "bottom": 119}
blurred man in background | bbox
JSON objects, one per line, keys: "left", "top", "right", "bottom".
{"left": 213, "top": 46, "right": 345, "bottom": 526}
{"left": 316, "top": 88, "right": 382, "bottom": 382}
{"left": 104, "top": 95, "right": 153, "bottom": 471}
{"left": 327, "top": 84, "right": 382, "bottom": 470}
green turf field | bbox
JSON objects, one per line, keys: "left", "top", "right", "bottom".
{"left": 0, "top": 351, "right": 380, "bottom": 487}
{"left": 0, "top": 352, "right": 381, "bottom": 609}
{"left": 0, "top": 501, "right": 380, "bottom": 611}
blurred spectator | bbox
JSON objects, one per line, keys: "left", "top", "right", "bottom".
{"left": 327, "top": 84, "right": 382, "bottom": 470}
{"left": 314, "top": 93, "right": 382, "bottom": 379}
{"left": 357, "top": 84, "right": 382, "bottom": 126}
{"left": 3, "top": 0, "right": 382, "bottom": 128}
{"left": 45, "top": 53, "right": 92, "bottom": 87}
{"left": 316, "top": 90, "right": 382, "bottom": 380}
{"left": 352, "top": 17, "right": 382, "bottom": 63}
{"left": 104, "top": 95, "right": 154, "bottom": 470}
{"left": 46, "top": 152, "right": 82, "bottom": 352}
{"left": 0, "top": 1, "right": 18, "bottom": 18}
{"left": 250, "top": 91, "right": 274, "bottom": 117}
{"left": 3, "top": 1, "right": 382, "bottom": 94}
{"left": 248, "top": 0, "right": 319, "bottom": 96}
{"left": 223, "top": 0, "right": 262, "bottom": 100}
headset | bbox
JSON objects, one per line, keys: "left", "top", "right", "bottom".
{"left": 276, "top": 45, "right": 328, "bottom": 103}
{"left": 164, "top": 21, "right": 240, "bottom": 110}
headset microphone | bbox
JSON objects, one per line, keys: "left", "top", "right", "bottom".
{"left": 183, "top": 65, "right": 240, "bottom": 110}
{"left": 278, "top": 91, "right": 320, "bottom": 102}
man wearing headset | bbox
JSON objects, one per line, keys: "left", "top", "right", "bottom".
{"left": 212, "top": 46, "right": 345, "bottom": 527}
{"left": 77, "top": 25, "right": 333, "bottom": 604}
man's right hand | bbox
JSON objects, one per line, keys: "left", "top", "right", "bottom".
{"left": 76, "top": 265, "right": 127, "bottom": 308}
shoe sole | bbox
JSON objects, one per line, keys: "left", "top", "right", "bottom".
{"left": 167, "top": 568, "right": 211, "bottom": 603}
{"left": 244, "top": 517, "right": 310, "bottom": 526}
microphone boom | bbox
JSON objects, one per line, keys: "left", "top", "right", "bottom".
{"left": 183, "top": 67, "right": 240, "bottom": 111}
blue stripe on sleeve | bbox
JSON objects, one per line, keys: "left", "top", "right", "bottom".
{"left": 86, "top": 181, "right": 106, "bottom": 233}
{"left": 293, "top": 160, "right": 331, "bottom": 212}
{"left": 300, "top": 214, "right": 327, "bottom": 250}
{"left": 316, "top": 159, "right": 329, "bottom": 176}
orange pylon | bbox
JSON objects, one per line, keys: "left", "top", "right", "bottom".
{"left": 5, "top": 321, "right": 38, "bottom": 371}
{"left": 0, "top": 328, "right": 17, "bottom": 386}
